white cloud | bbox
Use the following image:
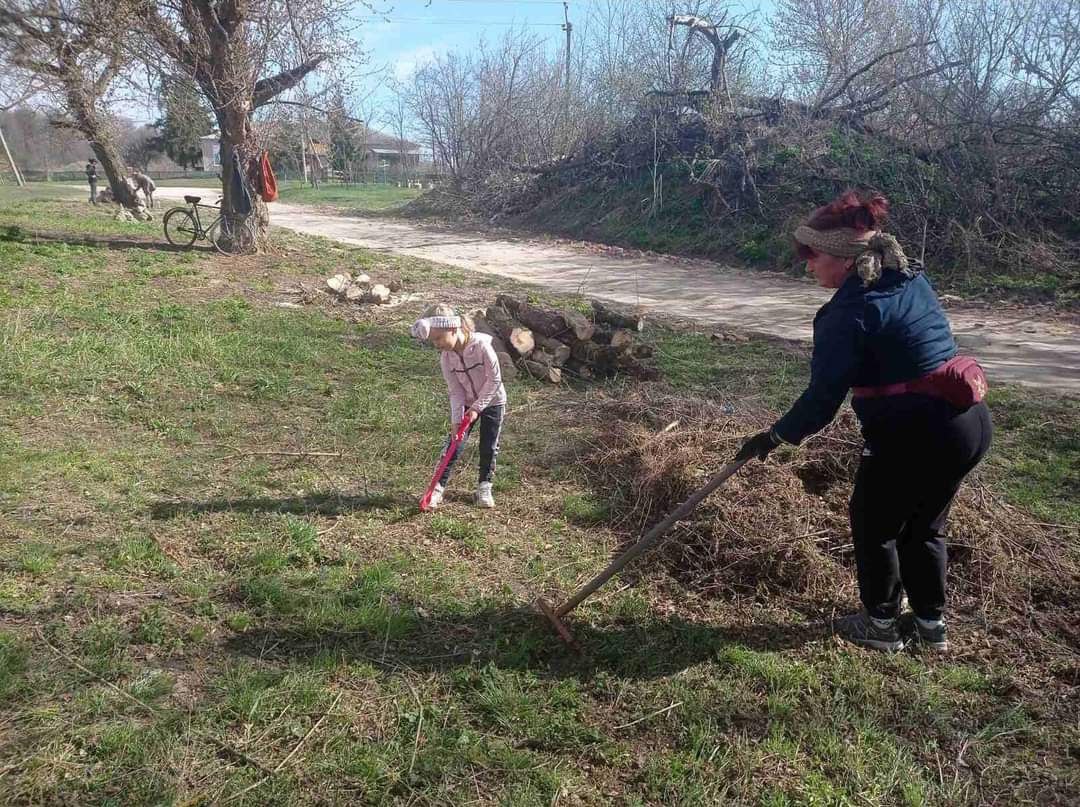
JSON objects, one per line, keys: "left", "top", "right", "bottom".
{"left": 393, "top": 45, "right": 440, "bottom": 81}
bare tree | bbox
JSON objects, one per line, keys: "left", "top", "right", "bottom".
{"left": 0, "top": 0, "right": 142, "bottom": 209}
{"left": 383, "top": 82, "right": 414, "bottom": 185}
{"left": 141, "top": 0, "right": 359, "bottom": 248}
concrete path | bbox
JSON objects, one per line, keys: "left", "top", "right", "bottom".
{"left": 148, "top": 186, "right": 1080, "bottom": 394}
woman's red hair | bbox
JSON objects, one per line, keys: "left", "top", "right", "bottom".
{"left": 795, "top": 191, "right": 890, "bottom": 259}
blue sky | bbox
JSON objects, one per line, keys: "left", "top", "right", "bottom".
{"left": 117, "top": 1, "right": 772, "bottom": 125}
{"left": 358, "top": 0, "right": 580, "bottom": 91}
{"left": 355, "top": 0, "right": 772, "bottom": 110}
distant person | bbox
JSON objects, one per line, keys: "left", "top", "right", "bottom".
{"left": 85, "top": 158, "right": 98, "bottom": 205}
{"left": 131, "top": 170, "right": 156, "bottom": 209}
{"left": 735, "top": 191, "right": 992, "bottom": 653}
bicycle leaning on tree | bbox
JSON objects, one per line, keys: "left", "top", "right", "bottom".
{"left": 162, "top": 194, "right": 256, "bottom": 256}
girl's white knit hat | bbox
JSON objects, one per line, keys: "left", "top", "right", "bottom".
{"left": 410, "top": 316, "right": 461, "bottom": 339}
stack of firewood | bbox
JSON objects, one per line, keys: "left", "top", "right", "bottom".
{"left": 472, "top": 295, "right": 658, "bottom": 384}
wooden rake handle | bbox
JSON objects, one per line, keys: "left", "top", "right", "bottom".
{"left": 553, "top": 457, "right": 750, "bottom": 618}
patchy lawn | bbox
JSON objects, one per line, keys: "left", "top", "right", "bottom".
{"left": 0, "top": 194, "right": 1077, "bottom": 805}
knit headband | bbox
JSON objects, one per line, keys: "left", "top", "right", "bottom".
{"left": 793, "top": 225, "right": 910, "bottom": 287}
{"left": 410, "top": 316, "right": 461, "bottom": 339}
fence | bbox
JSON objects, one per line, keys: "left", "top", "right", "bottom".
{"left": 20, "top": 169, "right": 220, "bottom": 183}
{"left": 19, "top": 168, "right": 444, "bottom": 187}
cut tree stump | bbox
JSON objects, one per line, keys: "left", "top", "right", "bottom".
{"left": 592, "top": 300, "right": 644, "bottom": 332}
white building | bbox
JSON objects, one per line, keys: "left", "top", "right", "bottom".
{"left": 199, "top": 135, "right": 220, "bottom": 171}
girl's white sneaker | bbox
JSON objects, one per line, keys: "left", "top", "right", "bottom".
{"left": 476, "top": 482, "right": 495, "bottom": 509}
{"left": 428, "top": 484, "right": 445, "bottom": 509}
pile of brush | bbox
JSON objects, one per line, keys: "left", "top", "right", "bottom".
{"left": 472, "top": 295, "right": 658, "bottom": 384}
{"left": 582, "top": 391, "right": 1079, "bottom": 657}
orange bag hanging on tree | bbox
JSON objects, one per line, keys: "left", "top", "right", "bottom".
{"left": 258, "top": 151, "right": 278, "bottom": 202}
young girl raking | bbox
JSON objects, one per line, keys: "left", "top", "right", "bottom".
{"left": 411, "top": 305, "right": 507, "bottom": 509}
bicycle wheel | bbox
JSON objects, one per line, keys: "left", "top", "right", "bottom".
{"left": 209, "top": 213, "right": 256, "bottom": 256}
{"left": 162, "top": 208, "right": 199, "bottom": 248}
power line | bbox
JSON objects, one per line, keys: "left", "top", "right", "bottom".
{"left": 360, "top": 16, "right": 564, "bottom": 25}
{"left": 445, "top": 0, "right": 573, "bottom": 4}
{"left": 444, "top": 0, "right": 604, "bottom": 4}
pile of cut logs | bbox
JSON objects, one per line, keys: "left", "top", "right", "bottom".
{"left": 472, "top": 295, "right": 658, "bottom": 384}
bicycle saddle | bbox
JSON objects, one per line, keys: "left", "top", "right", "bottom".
{"left": 183, "top": 195, "right": 201, "bottom": 204}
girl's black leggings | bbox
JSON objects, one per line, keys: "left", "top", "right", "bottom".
{"left": 438, "top": 404, "right": 504, "bottom": 487}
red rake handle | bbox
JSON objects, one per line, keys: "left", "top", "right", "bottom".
{"left": 419, "top": 416, "right": 474, "bottom": 511}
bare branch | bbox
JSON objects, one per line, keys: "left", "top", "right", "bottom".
{"left": 252, "top": 55, "right": 327, "bottom": 109}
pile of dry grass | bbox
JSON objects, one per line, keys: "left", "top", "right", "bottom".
{"left": 582, "top": 392, "right": 1079, "bottom": 643}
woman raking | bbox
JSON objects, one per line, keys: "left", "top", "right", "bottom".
{"left": 736, "top": 192, "right": 993, "bottom": 652}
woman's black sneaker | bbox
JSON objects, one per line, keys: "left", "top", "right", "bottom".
{"left": 834, "top": 611, "right": 906, "bottom": 652}
{"left": 913, "top": 618, "right": 948, "bottom": 652}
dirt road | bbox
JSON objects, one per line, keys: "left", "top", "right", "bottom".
{"left": 151, "top": 186, "right": 1080, "bottom": 394}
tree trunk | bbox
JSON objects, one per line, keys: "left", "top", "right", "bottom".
{"left": 216, "top": 107, "right": 265, "bottom": 253}
{"left": 508, "top": 327, "right": 535, "bottom": 357}
{"left": 67, "top": 92, "right": 139, "bottom": 212}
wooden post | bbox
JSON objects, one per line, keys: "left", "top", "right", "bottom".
{"left": 562, "top": 3, "right": 572, "bottom": 92}
{"left": 0, "top": 125, "right": 25, "bottom": 186}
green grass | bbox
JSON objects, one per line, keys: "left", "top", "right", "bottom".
{"left": 151, "top": 177, "right": 223, "bottom": 188}
{"left": 981, "top": 385, "right": 1080, "bottom": 525}
{"left": 0, "top": 191, "right": 1076, "bottom": 804}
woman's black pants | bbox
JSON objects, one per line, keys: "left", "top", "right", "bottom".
{"left": 851, "top": 400, "right": 992, "bottom": 621}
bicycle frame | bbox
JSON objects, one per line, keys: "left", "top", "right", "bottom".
{"left": 187, "top": 200, "right": 222, "bottom": 239}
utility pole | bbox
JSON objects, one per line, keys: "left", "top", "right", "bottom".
{"left": 562, "top": 2, "right": 572, "bottom": 92}
{"left": 0, "top": 125, "right": 25, "bottom": 186}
